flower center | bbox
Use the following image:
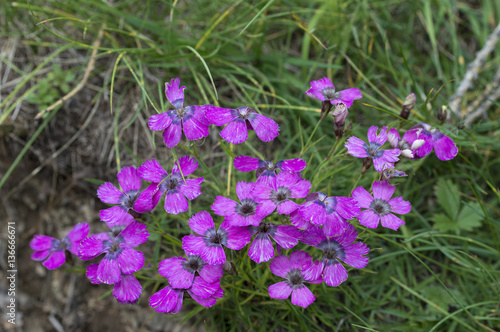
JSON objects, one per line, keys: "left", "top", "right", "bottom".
{"left": 210, "top": 232, "right": 223, "bottom": 245}
{"left": 237, "top": 107, "right": 251, "bottom": 119}
{"left": 184, "top": 255, "right": 204, "bottom": 272}
{"left": 257, "top": 221, "right": 271, "bottom": 234}
{"left": 321, "top": 87, "right": 342, "bottom": 100}
{"left": 165, "top": 177, "right": 179, "bottom": 190}
{"left": 286, "top": 269, "right": 304, "bottom": 286}
{"left": 324, "top": 248, "right": 337, "bottom": 260}
{"left": 237, "top": 199, "right": 257, "bottom": 217}
{"left": 370, "top": 198, "right": 391, "bottom": 216}
{"left": 176, "top": 107, "right": 186, "bottom": 117}
{"left": 120, "top": 190, "right": 139, "bottom": 209}
{"left": 271, "top": 187, "right": 290, "bottom": 203}
{"left": 265, "top": 161, "right": 276, "bottom": 172}
{"left": 109, "top": 241, "right": 121, "bottom": 253}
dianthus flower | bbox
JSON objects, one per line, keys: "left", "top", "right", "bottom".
{"left": 79, "top": 221, "right": 149, "bottom": 284}
{"left": 212, "top": 181, "right": 272, "bottom": 226}
{"left": 247, "top": 222, "right": 301, "bottom": 263}
{"left": 148, "top": 78, "right": 210, "bottom": 148}
{"left": 182, "top": 211, "right": 251, "bottom": 264}
{"left": 301, "top": 224, "right": 369, "bottom": 287}
{"left": 87, "top": 263, "right": 142, "bottom": 304}
{"left": 234, "top": 155, "right": 306, "bottom": 186}
{"left": 149, "top": 277, "right": 223, "bottom": 314}
{"left": 299, "top": 192, "right": 360, "bottom": 237}
{"left": 158, "top": 250, "right": 223, "bottom": 289}
{"left": 138, "top": 156, "right": 203, "bottom": 215}
{"left": 402, "top": 123, "right": 458, "bottom": 160}
{"left": 305, "top": 77, "right": 362, "bottom": 108}
{"left": 268, "top": 251, "right": 322, "bottom": 308}
{"left": 30, "top": 223, "right": 89, "bottom": 270}
{"left": 345, "top": 126, "right": 401, "bottom": 172}
{"left": 97, "top": 166, "right": 152, "bottom": 227}
{"left": 386, "top": 128, "right": 425, "bottom": 159}
{"left": 205, "top": 106, "right": 279, "bottom": 144}
{"left": 352, "top": 180, "right": 411, "bottom": 230}
{"left": 254, "top": 171, "right": 311, "bottom": 215}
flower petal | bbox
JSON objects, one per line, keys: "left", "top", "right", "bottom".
{"left": 372, "top": 181, "right": 396, "bottom": 201}
{"left": 172, "top": 155, "right": 198, "bottom": 176}
{"left": 380, "top": 213, "right": 405, "bottom": 230}
{"left": 42, "top": 250, "right": 66, "bottom": 270}
{"left": 432, "top": 132, "right": 458, "bottom": 161}
{"left": 220, "top": 119, "right": 248, "bottom": 144}
{"left": 247, "top": 113, "right": 280, "bottom": 142}
{"left": 291, "top": 286, "right": 315, "bottom": 308}
{"left": 323, "top": 261, "right": 348, "bottom": 287}
{"left": 234, "top": 155, "right": 263, "bottom": 172}
{"left": 138, "top": 158, "right": 166, "bottom": 183}
{"left": 97, "top": 256, "right": 122, "bottom": 284}
{"left": 351, "top": 186, "right": 373, "bottom": 208}
{"left": 358, "top": 210, "right": 380, "bottom": 229}
{"left": 164, "top": 191, "right": 189, "bottom": 214}
{"left": 165, "top": 78, "right": 186, "bottom": 108}
{"left": 117, "top": 248, "right": 144, "bottom": 274}
{"left": 345, "top": 136, "right": 369, "bottom": 158}
{"left": 248, "top": 234, "right": 275, "bottom": 263}
{"left": 162, "top": 121, "right": 182, "bottom": 148}
{"left": 388, "top": 197, "right": 411, "bottom": 214}
{"left": 205, "top": 106, "right": 237, "bottom": 125}
{"left": 117, "top": 166, "right": 141, "bottom": 192}
{"left": 148, "top": 111, "right": 175, "bottom": 131}
{"left": 188, "top": 210, "right": 215, "bottom": 235}
{"left": 268, "top": 281, "right": 292, "bottom": 300}
{"left": 113, "top": 274, "right": 142, "bottom": 304}
{"left": 97, "top": 182, "right": 123, "bottom": 204}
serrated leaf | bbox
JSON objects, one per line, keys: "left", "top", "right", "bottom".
{"left": 456, "top": 202, "right": 483, "bottom": 231}
{"left": 433, "top": 213, "right": 459, "bottom": 233}
{"left": 434, "top": 179, "right": 460, "bottom": 219}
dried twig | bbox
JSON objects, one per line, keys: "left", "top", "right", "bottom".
{"left": 448, "top": 23, "right": 500, "bottom": 117}
{"left": 35, "top": 27, "right": 104, "bottom": 119}
{"left": 464, "top": 83, "right": 500, "bottom": 126}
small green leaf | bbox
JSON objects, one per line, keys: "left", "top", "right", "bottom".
{"left": 433, "top": 213, "right": 458, "bottom": 233}
{"left": 434, "top": 179, "right": 460, "bottom": 219}
{"left": 456, "top": 202, "right": 483, "bottom": 232}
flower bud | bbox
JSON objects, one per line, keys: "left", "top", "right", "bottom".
{"left": 320, "top": 100, "right": 333, "bottom": 120}
{"left": 437, "top": 106, "right": 447, "bottom": 122}
{"left": 400, "top": 93, "right": 416, "bottom": 119}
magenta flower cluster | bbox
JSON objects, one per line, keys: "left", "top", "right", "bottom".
{"left": 30, "top": 77, "right": 459, "bottom": 310}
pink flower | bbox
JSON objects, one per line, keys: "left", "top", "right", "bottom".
{"left": 352, "top": 181, "right": 411, "bottom": 231}
{"left": 306, "top": 77, "right": 362, "bottom": 108}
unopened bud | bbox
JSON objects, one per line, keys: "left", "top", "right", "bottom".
{"left": 320, "top": 101, "right": 333, "bottom": 120}
{"left": 400, "top": 93, "right": 416, "bottom": 119}
{"left": 437, "top": 106, "right": 447, "bottom": 122}
{"left": 361, "top": 157, "right": 372, "bottom": 174}
{"left": 223, "top": 261, "right": 238, "bottom": 276}
{"left": 334, "top": 121, "right": 345, "bottom": 139}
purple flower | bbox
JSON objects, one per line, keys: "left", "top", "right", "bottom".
{"left": 234, "top": 155, "right": 307, "bottom": 186}
{"left": 386, "top": 128, "right": 425, "bottom": 159}
{"left": 87, "top": 263, "right": 142, "bottom": 304}
{"left": 301, "top": 224, "right": 369, "bottom": 287}
{"left": 206, "top": 106, "right": 279, "bottom": 144}
{"left": 212, "top": 181, "right": 273, "bottom": 226}
{"left": 182, "top": 211, "right": 251, "bottom": 264}
{"left": 79, "top": 221, "right": 149, "bottom": 284}
{"left": 149, "top": 276, "right": 223, "bottom": 313}
{"left": 97, "top": 166, "right": 153, "bottom": 227}
{"left": 158, "top": 251, "right": 223, "bottom": 289}
{"left": 254, "top": 172, "right": 311, "bottom": 215}
{"left": 305, "top": 77, "right": 362, "bottom": 108}
{"left": 352, "top": 181, "right": 411, "bottom": 231}
{"left": 138, "top": 156, "right": 203, "bottom": 215}
{"left": 268, "top": 251, "right": 322, "bottom": 308}
{"left": 345, "top": 126, "right": 401, "bottom": 172}
{"left": 299, "top": 192, "right": 360, "bottom": 237}
{"left": 148, "top": 78, "right": 210, "bottom": 148}
{"left": 30, "top": 223, "right": 89, "bottom": 270}
{"left": 402, "top": 123, "right": 458, "bottom": 161}
{"left": 247, "top": 222, "right": 301, "bottom": 263}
